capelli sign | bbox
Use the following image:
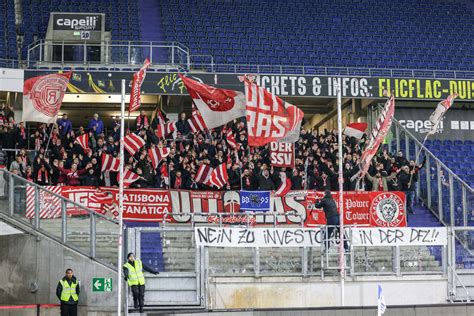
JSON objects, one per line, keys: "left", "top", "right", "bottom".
{"left": 53, "top": 13, "right": 102, "bottom": 31}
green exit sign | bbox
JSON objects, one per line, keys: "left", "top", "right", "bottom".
{"left": 92, "top": 277, "right": 112, "bottom": 292}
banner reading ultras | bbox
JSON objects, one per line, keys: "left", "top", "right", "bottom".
{"left": 24, "top": 70, "right": 474, "bottom": 100}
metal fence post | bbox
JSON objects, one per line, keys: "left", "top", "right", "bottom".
{"left": 405, "top": 132, "right": 410, "bottom": 159}
{"left": 426, "top": 156, "right": 431, "bottom": 208}
{"left": 171, "top": 45, "right": 175, "bottom": 65}
{"left": 83, "top": 41, "right": 87, "bottom": 65}
{"left": 395, "top": 125, "right": 400, "bottom": 152}
{"left": 394, "top": 246, "right": 401, "bottom": 276}
{"left": 254, "top": 247, "right": 260, "bottom": 277}
{"left": 9, "top": 173, "right": 14, "bottom": 216}
{"left": 437, "top": 163, "right": 443, "bottom": 222}
{"left": 449, "top": 173, "right": 455, "bottom": 226}
{"left": 34, "top": 186, "right": 40, "bottom": 229}
{"left": 462, "top": 187, "right": 467, "bottom": 227}
{"left": 61, "top": 200, "right": 67, "bottom": 243}
{"left": 61, "top": 41, "right": 64, "bottom": 65}
{"left": 302, "top": 247, "right": 308, "bottom": 277}
{"left": 90, "top": 214, "right": 96, "bottom": 258}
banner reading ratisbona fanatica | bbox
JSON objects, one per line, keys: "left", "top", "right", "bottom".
{"left": 24, "top": 70, "right": 474, "bottom": 101}
{"left": 194, "top": 227, "right": 447, "bottom": 247}
{"left": 26, "top": 186, "right": 406, "bottom": 227}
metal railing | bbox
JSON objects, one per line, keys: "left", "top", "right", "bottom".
{"left": 0, "top": 168, "right": 119, "bottom": 269}
{"left": 26, "top": 40, "right": 190, "bottom": 69}
{"left": 387, "top": 118, "right": 474, "bottom": 228}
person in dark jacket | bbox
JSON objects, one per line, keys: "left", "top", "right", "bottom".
{"left": 56, "top": 268, "right": 80, "bottom": 316}
{"left": 123, "top": 253, "right": 159, "bottom": 313}
{"left": 314, "top": 190, "right": 348, "bottom": 251}
{"left": 398, "top": 165, "right": 417, "bottom": 214}
{"left": 256, "top": 169, "right": 275, "bottom": 190}
{"left": 176, "top": 112, "right": 190, "bottom": 136}
{"left": 80, "top": 168, "right": 100, "bottom": 187}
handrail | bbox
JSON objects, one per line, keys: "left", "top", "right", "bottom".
{"left": 0, "top": 168, "right": 118, "bottom": 224}
{"left": 450, "top": 266, "right": 471, "bottom": 302}
{"left": 392, "top": 118, "right": 473, "bottom": 192}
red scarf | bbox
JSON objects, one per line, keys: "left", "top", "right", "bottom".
{"left": 136, "top": 115, "right": 149, "bottom": 129}
{"left": 378, "top": 179, "right": 384, "bottom": 191}
{"left": 35, "top": 137, "right": 42, "bottom": 151}
{"left": 174, "top": 176, "right": 182, "bottom": 189}
{"left": 20, "top": 127, "right": 26, "bottom": 139}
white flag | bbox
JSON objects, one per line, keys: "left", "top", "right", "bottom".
{"left": 180, "top": 74, "right": 246, "bottom": 129}
{"left": 22, "top": 72, "right": 72, "bottom": 123}
{"left": 377, "top": 284, "right": 386, "bottom": 316}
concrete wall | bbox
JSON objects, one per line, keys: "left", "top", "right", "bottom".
{"left": 0, "top": 229, "right": 118, "bottom": 313}
{"left": 164, "top": 305, "right": 474, "bottom": 316}
{"left": 208, "top": 275, "right": 448, "bottom": 310}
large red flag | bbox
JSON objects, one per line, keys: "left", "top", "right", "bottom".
{"left": 123, "top": 133, "right": 146, "bottom": 156}
{"left": 208, "top": 163, "right": 228, "bottom": 189}
{"left": 155, "top": 121, "right": 176, "bottom": 139}
{"left": 244, "top": 78, "right": 304, "bottom": 147}
{"left": 118, "top": 169, "right": 140, "bottom": 187}
{"left": 180, "top": 75, "right": 246, "bottom": 129}
{"left": 359, "top": 95, "right": 395, "bottom": 176}
{"left": 22, "top": 72, "right": 72, "bottom": 123}
{"left": 148, "top": 147, "right": 170, "bottom": 169}
{"left": 101, "top": 153, "right": 120, "bottom": 172}
{"left": 74, "top": 133, "right": 90, "bottom": 153}
{"left": 129, "top": 58, "right": 151, "bottom": 112}
{"left": 195, "top": 164, "right": 213, "bottom": 184}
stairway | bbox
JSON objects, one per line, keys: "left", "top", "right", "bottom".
{"left": 138, "top": 0, "right": 170, "bottom": 63}
{"left": 407, "top": 204, "right": 443, "bottom": 227}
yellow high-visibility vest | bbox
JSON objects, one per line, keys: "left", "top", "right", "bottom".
{"left": 123, "top": 259, "right": 145, "bottom": 286}
{"left": 60, "top": 279, "right": 78, "bottom": 302}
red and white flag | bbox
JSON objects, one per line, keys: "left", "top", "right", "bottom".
{"left": 428, "top": 93, "right": 458, "bottom": 135}
{"left": 154, "top": 108, "right": 166, "bottom": 125}
{"left": 208, "top": 163, "right": 228, "bottom": 189}
{"left": 155, "top": 121, "right": 176, "bottom": 139}
{"left": 101, "top": 153, "right": 120, "bottom": 172}
{"left": 226, "top": 128, "right": 238, "bottom": 149}
{"left": 187, "top": 113, "right": 207, "bottom": 133}
{"left": 160, "top": 163, "right": 169, "bottom": 185}
{"left": 22, "top": 72, "right": 72, "bottom": 123}
{"left": 270, "top": 142, "right": 295, "bottom": 168}
{"left": 359, "top": 95, "right": 395, "bottom": 177}
{"left": 148, "top": 147, "right": 170, "bottom": 169}
{"left": 129, "top": 58, "right": 151, "bottom": 112}
{"left": 275, "top": 173, "right": 292, "bottom": 197}
{"left": 244, "top": 78, "right": 304, "bottom": 147}
{"left": 89, "top": 189, "right": 114, "bottom": 204}
{"left": 74, "top": 133, "right": 90, "bottom": 153}
{"left": 118, "top": 169, "right": 140, "bottom": 187}
{"left": 195, "top": 164, "right": 213, "bottom": 184}
{"left": 124, "top": 133, "right": 146, "bottom": 156}
{"left": 180, "top": 75, "right": 246, "bottom": 129}
{"left": 343, "top": 122, "right": 368, "bottom": 140}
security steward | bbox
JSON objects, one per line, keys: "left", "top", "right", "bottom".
{"left": 123, "top": 252, "right": 159, "bottom": 313}
{"left": 56, "top": 268, "right": 79, "bottom": 316}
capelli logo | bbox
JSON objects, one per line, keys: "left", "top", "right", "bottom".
{"left": 53, "top": 14, "right": 101, "bottom": 31}
{"left": 399, "top": 119, "right": 443, "bottom": 134}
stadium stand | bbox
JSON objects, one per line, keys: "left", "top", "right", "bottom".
{"left": 1, "top": 0, "right": 17, "bottom": 60}
{"left": 20, "top": 0, "right": 141, "bottom": 59}
{"left": 157, "top": 0, "right": 474, "bottom": 70}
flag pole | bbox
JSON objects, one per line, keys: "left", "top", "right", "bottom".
{"left": 336, "top": 82, "right": 345, "bottom": 306}
{"left": 117, "top": 79, "right": 126, "bottom": 316}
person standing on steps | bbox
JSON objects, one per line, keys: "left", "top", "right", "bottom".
{"left": 56, "top": 268, "right": 80, "bottom": 316}
{"left": 123, "top": 253, "right": 160, "bottom": 313}
{"left": 314, "top": 190, "right": 348, "bottom": 252}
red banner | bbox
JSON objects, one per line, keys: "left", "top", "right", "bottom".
{"left": 269, "top": 142, "right": 295, "bottom": 168}
{"left": 27, "top": 186, "right": 171, "bottom": 222}
{"left": 306, "top": 191, "right": 406, "bottom": 227}
{"left": 26, "top": 187, "right": 405, "bottom": 226}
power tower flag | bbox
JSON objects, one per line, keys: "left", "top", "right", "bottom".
{"left": 129, "top": 58, "right": 151, "bottom": 112}
{"left": 180, "top": 74, "right": 246, "bottom": 129}
{"left": 244, "top": 77, "right": 304, "bottom": 146}
{"left": 22, "top": 72, "right": 72, "bottom": 123}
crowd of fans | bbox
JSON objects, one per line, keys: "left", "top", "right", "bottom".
{"left": 0, "top": 104, "right": 424, "bottom": 214}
